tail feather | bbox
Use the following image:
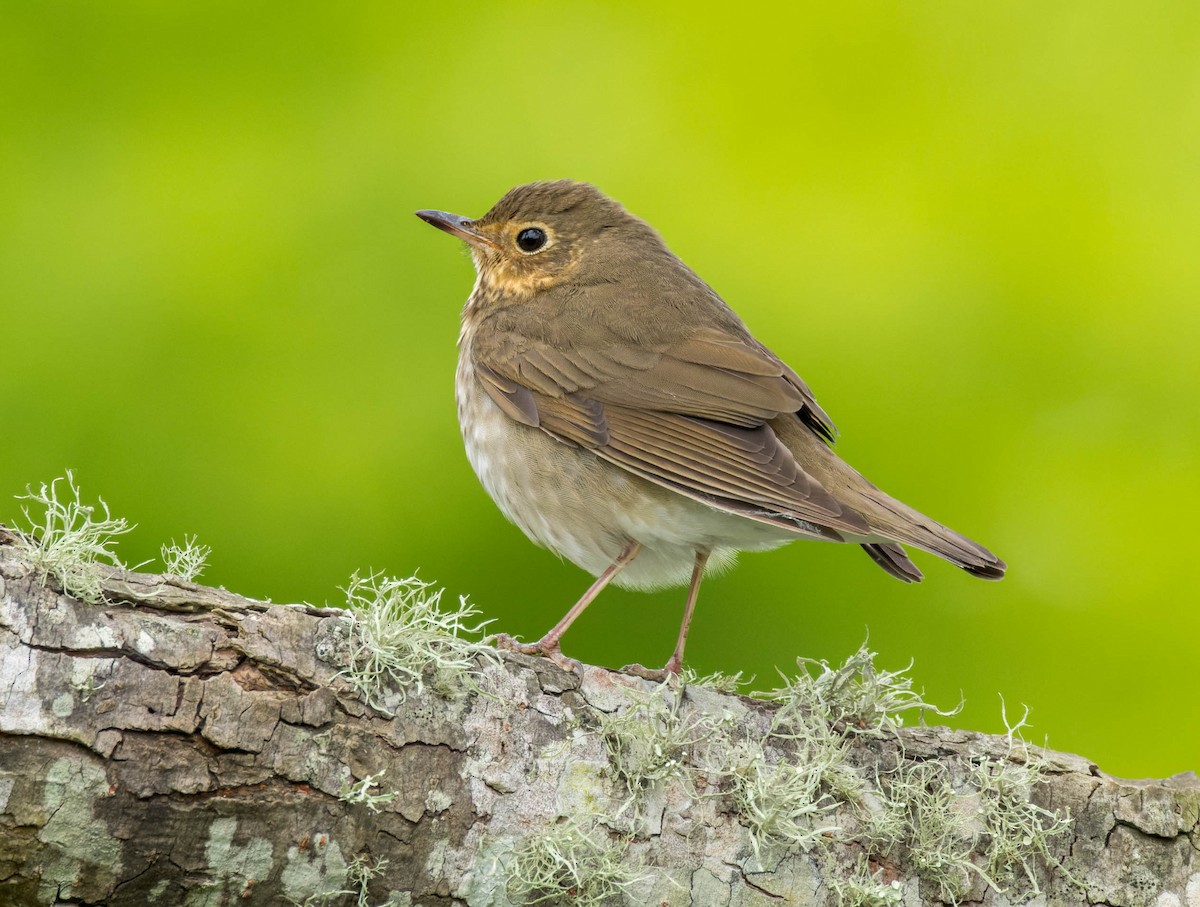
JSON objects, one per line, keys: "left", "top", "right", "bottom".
{"left": 766, "top": 414, "right": 1007, "bottom": 581}
{"left": 955, "top": 556, "right": 1007, "bottom": 580}
{"left": 861, "top": 542, "right": 924, "bottom": 583}
{"left": 864, "top": 492, "right": 1007, "bottom": 581}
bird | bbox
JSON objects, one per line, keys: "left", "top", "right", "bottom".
{"left": 416, "top": 180, "right": 1005, "bottom": 680}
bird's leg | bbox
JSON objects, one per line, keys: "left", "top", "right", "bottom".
{"left": 496, "top": 540, "right": 642, "bottom": 671}
{"left": 621, "top": 549, "right": 709, "bottom": 682}
{"left": 665, "top": 549, "right": 710, "bottom": 674}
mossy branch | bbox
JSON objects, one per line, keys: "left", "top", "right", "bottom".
{"left": 0, "top": 520, "right": 1196, "bottom": 906}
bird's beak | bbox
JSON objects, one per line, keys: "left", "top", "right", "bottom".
{"left": 415, "top": 209, "right": 501, "bottom": 250}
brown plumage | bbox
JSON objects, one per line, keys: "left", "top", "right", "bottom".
{"left": 417, "top": 180, "right": 1005, "bottom": 678}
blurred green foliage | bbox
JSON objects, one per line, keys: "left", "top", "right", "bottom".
{"left": 2, "top": 3, "right": 1196, "bottom": 778}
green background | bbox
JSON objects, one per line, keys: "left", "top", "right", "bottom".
{"left": 2, "top": 4, "right": 1196, "bottom": 779}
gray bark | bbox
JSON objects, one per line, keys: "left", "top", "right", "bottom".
{"left": 1, "top": 529, "right": 1196, "bottom": 906}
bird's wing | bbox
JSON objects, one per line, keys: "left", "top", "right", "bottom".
{"left": 476, "top": 324, "right": 835, "bottom": 432}
{"left": 471, "top": 325, "right": 871, "bottom": 538}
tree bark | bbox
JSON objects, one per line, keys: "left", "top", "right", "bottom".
{"left": 1, "top": 529, "right": 1196, "bottom": 907}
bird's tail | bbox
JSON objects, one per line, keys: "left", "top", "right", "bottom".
{"left": 859, "top": 487, "right": 1006, "bottom": 581}
{"left": 766, "top": 414, "right": 1006, "bottom": 581}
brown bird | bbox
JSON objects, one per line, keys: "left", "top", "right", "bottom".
{"left": 416, "top": 181, "right": 1004, "bottom": 680}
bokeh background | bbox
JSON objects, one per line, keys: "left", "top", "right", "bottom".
{"left": 2, "top": 4, "right": 1197, "bottom": 778}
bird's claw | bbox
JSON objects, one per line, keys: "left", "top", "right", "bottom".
{"left": 619, "top": 661, "right": 682, "bottom": 683}
{"left": 494, "top": 633, "right": 582, "bottom": 673}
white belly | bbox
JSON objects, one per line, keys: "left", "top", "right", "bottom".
{"left": 455, "top": 352, "right": 799, "bottom": 590}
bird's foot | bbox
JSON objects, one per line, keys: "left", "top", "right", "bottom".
{"left": 619, "top": 657, "right": 683, "bottom": 683}
{"left": 494, "top": 633, "right": 582, "bottom": 673}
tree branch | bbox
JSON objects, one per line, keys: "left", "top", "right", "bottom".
{"left": 1, "top": 529, "right": 1196, "bottom": 906}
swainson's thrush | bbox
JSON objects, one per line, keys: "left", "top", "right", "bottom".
{"left": 417, "top": 181, "right": 1005, "bottom": 679}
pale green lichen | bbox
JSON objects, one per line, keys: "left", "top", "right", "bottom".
{"left": 680, "top": 665, "right": 752, "bottom": 694}
{"left": 346, "top": 857, "right": 408, "bottom": 907}
{"left": 860, "top": 703, "right": 1074, "bottom": 902}
{"left": 729, "top": 738, "right": 844, "bottom": 864}
{"left": 464, "top": 645, "right": 1074, "bottom": 904}
{"left": 969, "top": 703, "right": 1076, "bottom": 895}
{"left": 335, "top": 571, "right": 496, "bottom": 711}
{"left": 338, "top": 771, "right": 398, "bottom": 814}
{"left": 857, "top": 779, "right": 909, "bottom": 854}
{"left": 875, "top": 760, "right": 979, "bottom": 900}
{"left": 766, "top": 703, "right": 865, "bottom": 806}
{"left": 160, "top": 533, "right": 211, "bottom": 581}
{"left": 971, "top": 755, "right": 1070, "bottom": 894}
{"left": 13, "top": 471, "right": 135, "bottom": 604}
{"left": 730, "top": 649, "right": 1070, "bottom": 900}
{"left": 829, "top": 856, "right": 905, "bottom": 907}
{"left": 595, "top": 687, "right": 730, "bottom": 814}
{"left": 204, "top": 816, "right": 275, "bottom": 902}
{"left": 39, "top": 757, "right": 124, "bottom": 901}
{"left": 728, "top": 656, "right": 876, "bottom": 864}
{"left": 757, "top": 641, "right": 962, "bottom": 735}
{"left": 503, "top": 819, "right": 643, "bottom": 906}
{"left": 286, "top": 855, "right": 401, "bottom": 907}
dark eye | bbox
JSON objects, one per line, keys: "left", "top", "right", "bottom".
{"left": 516, "top": 227, "right": 547, "bottom": 252}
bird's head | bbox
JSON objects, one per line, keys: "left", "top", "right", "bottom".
{"left": 417, "top": 180, "right": 669, "bottom": 302}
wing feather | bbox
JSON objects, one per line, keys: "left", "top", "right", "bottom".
{"left": 468, "top": 310, "right": 856, "bottom": 536}
{"left": 475, "top": 362, "right": 540, "bottom": 427}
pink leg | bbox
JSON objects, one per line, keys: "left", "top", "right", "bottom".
{"left": 496, "top": 540, "right": 642, "bottom": 671}
{"left": 622, "top": 549, "right": 709, "bottom": 681}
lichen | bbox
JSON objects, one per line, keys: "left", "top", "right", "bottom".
{"left": 38, "top": 758, "right": 125, "bottom": 902}
{"left": 204, "top": 816, "right": 276, "bottom": 900}
{"left": 756, "top": 640, "right": 962, "bottom": 736}
{"left": 858, "top": 703, "right": 1076, "bottom": 902}
{"left": 13, "top": 471, "right": 135, "bottom": 604}
{"left": 279, "top": 833, "right": 349, "bottom": 905}
{"left": 829, "top": 857, "right": 905, "bottom": 907}
{"left": 727, "top": 649, "right": 1072, "bottom": 900}
{"left": 680, "top": 665, "right": 751, "bottom": 694}
{"left": 333, "top": 571, "right": 497, "bottom": 711}
{"left": 160, "top": 533, "right": 211, "bottom": 580}
{"left": 286, "top": 855, "right": 405, "bottom": 907}
{"left": 593, "top": 685, "right": 729, "bottom": 816}
{"left": 338, "top": 770, "right": 398, "bottom": 814}
{"left": 874, "top": 759, "right": 979, "bottom": 900}
{"left": 502, "top": 819, "right": 643, "bottom": 906}
{"left": 729, "top": 738, "right": 843, "bottom": 864}
{"left": 969, "top": 703, "right": 1076, "bottom": 895}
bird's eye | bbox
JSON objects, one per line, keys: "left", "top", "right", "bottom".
{"left": 516, "top": 227, "right": 548, "bottom": 253}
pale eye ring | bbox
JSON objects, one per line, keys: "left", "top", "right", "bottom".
{"left": 516, "top": 227, "right": 548, "bottom": 253}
